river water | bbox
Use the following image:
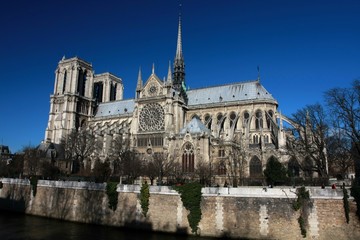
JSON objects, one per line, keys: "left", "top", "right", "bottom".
{"left": 0, "top": 211, "right": 213, "bottom": 240}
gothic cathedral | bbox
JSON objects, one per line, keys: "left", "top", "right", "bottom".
{"left": 44, "top": 15, "right": 292, "bottom": 185}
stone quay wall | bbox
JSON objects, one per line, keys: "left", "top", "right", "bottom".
{"left": 0, "top": 178, "right": 360, "bottom": 239}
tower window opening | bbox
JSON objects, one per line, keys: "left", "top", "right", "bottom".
{"left": 63, "top": 70, "right": 67, "bottom": 93}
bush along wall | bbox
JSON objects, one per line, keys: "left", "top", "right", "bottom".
{"left": 351, "top": 184, "right": 360, "bottom": 221}
{"left": 174, "top": 182, "right": 202, "bottom": 234}
{"left": 106, "top": 182, "right": 118, "bottom": 211}
{"left": 30, "top": 176, "right": 38, "bottom": 197}
{"left": 293, "top": 186, "right": 311, "bottom": 238}
{"left": 139, "top": 182, "right": 150, "bottom": 217}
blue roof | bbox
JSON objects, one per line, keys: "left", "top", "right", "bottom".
{"left": 94, "top": 99, "right": 135, "bottom": 118}
{"left": 187, "top": 80, "right": 276, "bottom": 106}
{"left": 93, "top": 80, "right": 275, "bottom": 118}
{"left": 180, "top": 117, "right": 211, "bottom": 135}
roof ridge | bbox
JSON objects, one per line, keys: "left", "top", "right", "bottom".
{"left": 187, "top": 79, "right": 259, "bottom": 91}
{"left": 98, "top": 98, "right": 135, "bottom": 106}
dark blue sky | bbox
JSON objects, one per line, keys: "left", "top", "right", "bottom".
{"left": 1, "top": 0, "right": 359, "bottom": 152}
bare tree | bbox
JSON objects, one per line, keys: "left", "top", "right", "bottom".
{"left": 144, "top": 152, "right": 177, "bottom": 185}
{"left": 325, "top": 117, "right": 354, "bottom": 179}
{"left": 227, "top": 140, "right": 248, "bottom": 186}
{"left": 286, "top": 104, "right": 329, "bottom": 177}
{"left": 119, "top": 150, "right": 143, "bottom": 184}
{"left": 23, "top": 146, "right": 40, "bottom": 176}
{"left": 60, "top": 129, "right": 98, "bottom": 174}
{"left": 108, "top": 134, "right": 130, "bottom": 176}
{"left": 325, "top": 80, "right": 360, "bottom": 181}
{"left": 0, "top": 153, "right": 24, "bottom": 178}
{"left": 91, "top": 158, "right": 112, "bottom": 183}
{"left": 196, "top": 158, "right": 211, "bottom": 186}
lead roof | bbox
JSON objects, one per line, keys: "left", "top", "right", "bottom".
{"left": 94, "top": 80, "right": 276, "bottom": 118}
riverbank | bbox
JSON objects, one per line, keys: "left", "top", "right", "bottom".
{"left": 1, "top": 178, "right": 360, "bottom": 239}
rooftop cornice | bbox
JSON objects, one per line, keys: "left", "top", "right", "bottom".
{"left": 94, "top": 72, "right": 122, "bottom": 81}
{"left": 59, "top": 56, "right": 92, "bottom": 67}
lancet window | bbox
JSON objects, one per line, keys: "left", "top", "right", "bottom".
{"left": 229, "top": 111, "right": 236, "bottom": 128}
{"left": 243, "top": 111, "right": 250, "bottom": 127}
{"left": 63, "top": 70, "right": 67, "bottom": 93}
{"left": 255, "top": 110, "right": 263, "bottom": 130}
{"left": 182, "top": 142, "right": 194, "bottom": 173}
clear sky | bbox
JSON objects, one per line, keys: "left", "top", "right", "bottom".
{"left": 0, "top": 0, "right": 359, "bottom": 153}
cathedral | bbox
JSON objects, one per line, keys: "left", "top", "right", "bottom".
{"left": 44, "top": 15, "right": 293, "bottom": 185}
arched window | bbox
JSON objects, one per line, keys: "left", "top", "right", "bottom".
{"left": 110, "top": 83, "right": 117, "bottom": 101}
{"left": 204, "top": 114, "right": 212, "bottom": 130}
{"left": 217, "top": 113, "right": 225, "bottom": 133}
{"left": 77, "top": 69, "right": 87, "bottom": 96}
{"left": 182, "top": 142, "right": 195, "bottom": 173}
{"left": 253, "top": 135, "right": 259, "bottom": 144}
{"left": 243, "top": 111, "right": 250, "bottom": 127}
{"left": 229, "top": 111, "right": 236, "bottom": 128}
{"left": 93, "top": 82, "right": 103, "bottom": 103}
{"left": 266, "top": 110, "right": 274, "bottom": 129}
{"left": 81, "top": 70, "right": 87, "bottom": 96}
{"left": 255, "top": 110, "right": 263, "bottom": 130}
{"left": 192, "top": 114, "right": 200, "bottom": 120}
{"left": 63, "top": 70, "right": 67, "bottom": 93}
{"left": 288, "top": 158, "right": 300, "bottom": 177}
{"left": 264, "top": 135, "right": 269, "bottom": 143}
{"left": 250, "top": 156, "right": 262, "bottom": 177}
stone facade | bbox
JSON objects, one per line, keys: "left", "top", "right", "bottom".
{"left": 43, "top": 16, "right": 296, "bottom": 183}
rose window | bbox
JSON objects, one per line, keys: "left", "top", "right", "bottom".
{"left": 139, "top": 103, "right": 165, "bottom": 131}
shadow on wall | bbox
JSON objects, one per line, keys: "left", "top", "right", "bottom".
{"left": 0, "top": 183, "right": 30, "bottom": 213}
{"left": 38, "top": 187, "right": 75, "bottom": 220}
{"left": 75, "top": 189, "right": 107, "bottom": 224}
{"left": 0, "top": 196, "right": 27, "bottom": 213}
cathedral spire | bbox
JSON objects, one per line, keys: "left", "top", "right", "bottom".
{"left": 173, "top": 5, "right": 187, "bottom": 103}
{"left": 176, "top": 10, "right": 183, "bottom": 60}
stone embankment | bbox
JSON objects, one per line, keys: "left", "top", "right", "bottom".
{"left": 0, "top": 178, "right": 359, "bottom": 239}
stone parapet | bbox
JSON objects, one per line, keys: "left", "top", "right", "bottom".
{"left": 1, "top": 179, "right": 360, "bottom": 239}
{"left": 37, "top": 180, "right": 106, "bottom": 191}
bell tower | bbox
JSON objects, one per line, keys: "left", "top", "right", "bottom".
{"left": 45, "top": 57, "right": 95, "bottom": 144}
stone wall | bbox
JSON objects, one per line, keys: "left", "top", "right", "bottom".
{"left": 0, "top": 178, "right": 359, "bottom": 239}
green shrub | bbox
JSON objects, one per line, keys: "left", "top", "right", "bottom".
{"left": 106, "top": 182, "right": 118, "bottom": 211}
{"left": 264, "top": 157, "right": 288, "bottom": 186}
{"left": 140, "top": 182, "right": 150, "bottom": 217}
{"left": 30, "top": 176, "right": 38, "bottom": 197}
{"left": 298, "top": 216, "right": 306, "bottom": 238}
{"left": 174, "top": 182, "right": 202, "bottom": 234}
{"left": 351, "top": 185, "right": 360, "bottom": 220}
{"left": 293, "top": 186, "right": 310, "bottom": 238}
